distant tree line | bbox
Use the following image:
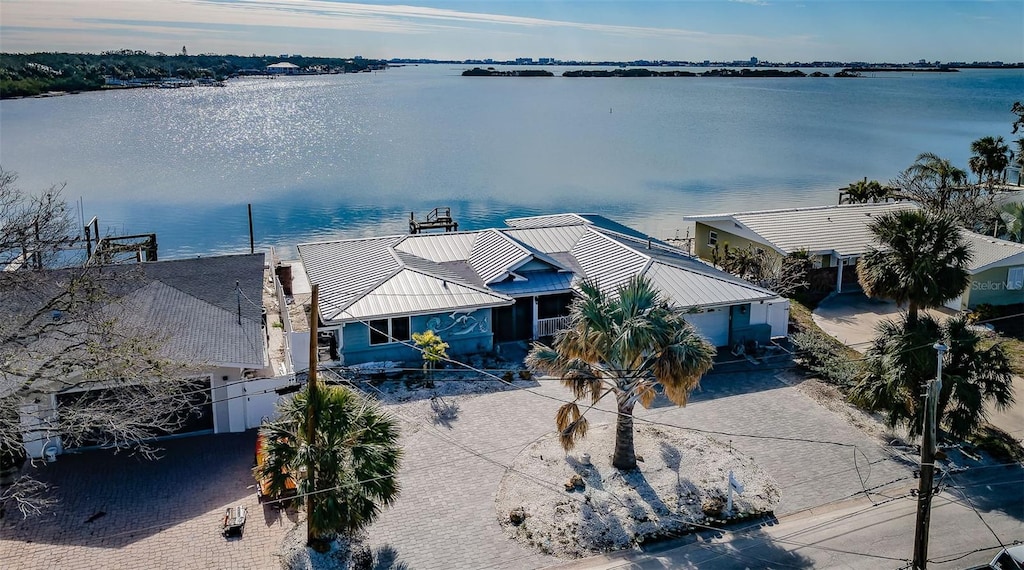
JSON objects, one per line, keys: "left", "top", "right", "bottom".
{"left": 0, "top": 51, "right": 386, "bottom": 98}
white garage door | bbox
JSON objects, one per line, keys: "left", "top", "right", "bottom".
{"left": 684, "top": 307, "right": 730, "bottom": 347}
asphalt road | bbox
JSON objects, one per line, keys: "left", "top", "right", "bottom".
{"left": 548, "top": 460, "right": 1024, "bottom": 569}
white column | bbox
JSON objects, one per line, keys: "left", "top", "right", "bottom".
{"left": 835, "top": 257, "right": 844, "bottom": 293}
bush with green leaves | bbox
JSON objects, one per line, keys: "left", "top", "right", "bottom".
{"left": 791, "top": 330, "right": 860, "bottom": 388}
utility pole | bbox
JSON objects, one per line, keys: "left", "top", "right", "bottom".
{"left": 912, "top": 342, "right": 947, "bottom": 570}
{"left": 305, "top": 284, "right": 319, "bottom": 546}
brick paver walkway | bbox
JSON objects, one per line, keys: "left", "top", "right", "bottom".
{"left": 1, "top": 360, "right": 912, "bottom": 570}
{"left": 0, "top": 432, "right": 294, "bottom": 570}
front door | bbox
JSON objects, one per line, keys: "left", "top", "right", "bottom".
{"left": 492, "top": 298, "right": 535, "bottom": 342}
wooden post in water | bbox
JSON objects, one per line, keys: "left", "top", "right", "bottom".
{"left": 305, "top": 284, "right": 319, "bottom": 546}
{"left": 248, "top": 204, "right": 255, "bottom": 255}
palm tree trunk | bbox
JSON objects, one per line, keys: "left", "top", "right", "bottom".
{"left": 908, "top": 302, "right": 919, "bottom": 327}
{"left": 612, "top": 399, "right": 637, "bottom": 470}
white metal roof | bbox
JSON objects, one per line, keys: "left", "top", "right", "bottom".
{"left": 960, "top": 230, "right": 1024, "bottom": 274}
{"left": 686, "top": 202, "right": 917, "bottom": 257}
{"left": 645, "top": 261, "right": 777, "bottom": 309}
{"left": 339, "top": 268, "right": 511, "bottom": 321}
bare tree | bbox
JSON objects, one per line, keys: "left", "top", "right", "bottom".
{"left": 0, "top": 171, "right": 202, "bottom": 519}
{"left": 720, "top": 246, "right": 811, "bottom": 297}
{"left": 889, "top": 165, "right": 1000, "bottom": 231}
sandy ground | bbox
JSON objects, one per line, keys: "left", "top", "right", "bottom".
{"left": 494, "top": 423, "right": 780, "bottom": 559}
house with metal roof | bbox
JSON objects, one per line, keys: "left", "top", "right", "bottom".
{"left": 266, "top": 62, "right": 301, "bottom": 74}
{"left": 944, "top": 231, "right": 1024, "bottom": 311}
{"left": 684, "top": 202, "right": 917, "bottom": 293}
{"left": 296, "top": 214, "right": 789, "bottom": 366}
{"left": 8, "top": 254, "right": 269, "bottom": 459}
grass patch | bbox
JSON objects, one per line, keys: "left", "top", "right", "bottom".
{"left": 968, "top": 425, "right": 1024, "bottom": 464}
{"left": 996, "top": 335, "right": 1024, "bottom": 377}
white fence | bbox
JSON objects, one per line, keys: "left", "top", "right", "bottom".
{"left": 537, "top": 316, "right": 570, "bottom": 337}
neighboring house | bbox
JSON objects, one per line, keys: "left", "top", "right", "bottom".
{"left": 945, "top": 231, "right": 1024, "bottom": 311}
{"left": 266, "top": 62, "right": 301, "bottom": 74}
{"left": 296, "top": 213, "right": 789, "bottom": 366}
{"left": 685, "top": 202, "right": 917, "bottom": 293}
{"left": 10, "top": 254, "right": 269, "bottom": 459}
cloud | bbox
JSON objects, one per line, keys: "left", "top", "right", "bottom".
{"left": 1, "top": 0, "right": 779, "bottom": 45}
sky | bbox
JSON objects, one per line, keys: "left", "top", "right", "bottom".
{"left": 0, "top": 0, "right": 1021, "bottom": 63}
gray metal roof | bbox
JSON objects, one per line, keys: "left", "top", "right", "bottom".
{"left": 686, "top": 202, "right": 917, "bottom": 257}
{"left": 570, "top": 229, "right": 651, "bottom": 292}
{"left": 504, "top": 225, "right": 587, "bottom": 254}
{"left": 394, "top": 232, "right": 476, "bottom": 262}
{"left": 469, "top": 229, "right": 532, "bottom": 284}
{"left": 505, "top": 213, "right": 590, "bottom": 229}
{"left": 506, "top": 213, "right": 667, "bottom": 244}
{"left": 298, "top": 237, "right": 401, "bottom": 321}
{"left": 960, "top": 230, "right": 1024, "bottom": 274}
{"left": 297, "top": 213, "right": 783, "bottom": 325}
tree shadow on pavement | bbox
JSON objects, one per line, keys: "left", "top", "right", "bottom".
{"left": 371, "top": 544, "right": 410, "bottom": 570}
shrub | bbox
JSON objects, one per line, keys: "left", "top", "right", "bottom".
{"left": 791, "top": 330, "right": 859, "bottom": 387}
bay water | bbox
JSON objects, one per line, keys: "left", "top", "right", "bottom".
{"left": 0, "top": 65, "right": 1020, "bottom": 258}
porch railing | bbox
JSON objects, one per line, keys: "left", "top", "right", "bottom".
{"left": 536, "top": 316, "right": 570, "bottom": 338}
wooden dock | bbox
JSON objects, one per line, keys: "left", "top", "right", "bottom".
{"left": 409, "top": 207, "right": 459, "bottom": 234}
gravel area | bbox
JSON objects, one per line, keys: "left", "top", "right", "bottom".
{"left": 494, "top": 422, "right": 781, "bottom": 559}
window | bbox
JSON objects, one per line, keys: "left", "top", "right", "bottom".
{"left": 708, "top": 231, "right": 718, "bottom": 247}
{"left": 369, "top": 317, "right": 411, "bottom": 345}
{"left": 1008, "top": 266, "right": 1024, "bottom": 290}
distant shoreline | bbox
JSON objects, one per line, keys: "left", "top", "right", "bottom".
{"left": 462, "top": 67, "right": 868, "bottom": 78}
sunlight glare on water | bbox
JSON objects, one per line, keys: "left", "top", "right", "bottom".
{"left": 0, "top": 65, "right": 1020, "bottom": 257}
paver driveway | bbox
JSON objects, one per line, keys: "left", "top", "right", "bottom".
{"left": 0, "top": 432, "right": 294, "bottom": 570}
{"left": 1, "top": 359, "right": 912, "bottom": 570}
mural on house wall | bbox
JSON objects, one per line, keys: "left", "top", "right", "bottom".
{"left": 426, "top": 311, "right": 489, "bottom": 335}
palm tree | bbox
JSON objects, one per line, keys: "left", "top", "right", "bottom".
{"left": 841, "top": 179, "right": 889, "bottom": 204}
{"left": 850, "top": 314, "right": 1013, "bottom": 441}
{"left": 969, "top": 136, "right": 1010, "bottom": 184}
{"left": 858, "top": 210, "right": 972, "bottom": 327}
{"left": 904, "top": 152, "right": 968, "bottom": 211}
{"left": 257, "top": 384, "right": 402, "bottom": 542}
{"left": 525, "top": 276, "right": 716, "bottom": 470}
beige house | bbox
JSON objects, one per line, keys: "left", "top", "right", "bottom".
{"left": 685, "top": 203, "right": 916, "bottom": 293}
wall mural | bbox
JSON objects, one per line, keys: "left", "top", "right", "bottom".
{"left": 426, "top": 311, "right": 489, "bottom": 335}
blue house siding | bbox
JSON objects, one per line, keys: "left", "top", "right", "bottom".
{"left": 340, "top": 308, "right": 495, "bottom": 365}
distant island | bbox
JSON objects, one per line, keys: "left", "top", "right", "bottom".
{"left": 462, "top": 68, "right": 554, "bottom": 77}
{"left": 0, "top": 51, "right": 388, "bottom": 99}
{"left": 462, "top": 67, "right": 877, "bottom": 78}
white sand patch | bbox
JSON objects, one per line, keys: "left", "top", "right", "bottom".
{"left": 495, "top": 423, "right": 781, "bottom": 559}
